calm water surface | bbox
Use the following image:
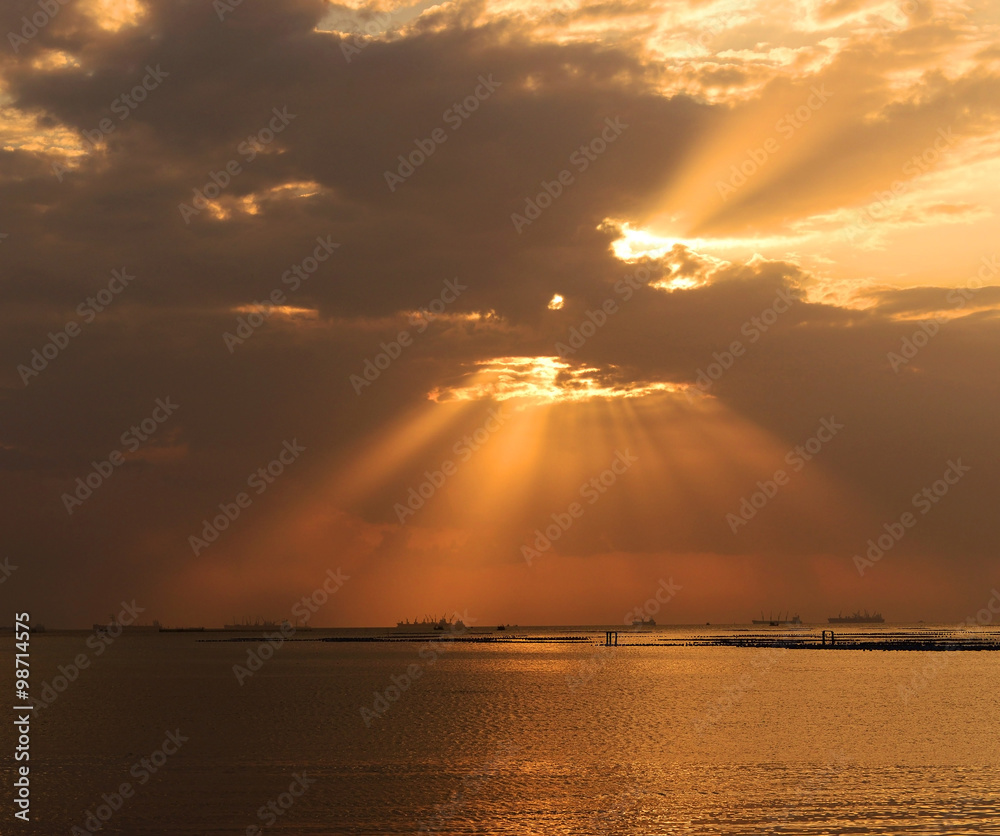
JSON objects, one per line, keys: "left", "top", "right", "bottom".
{"left": 3, "top": 627, "right": 999, "bottom": 834}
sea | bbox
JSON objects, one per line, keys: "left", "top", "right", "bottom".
{"left": 3, "top": 624, "right": 999, "bottom": 834}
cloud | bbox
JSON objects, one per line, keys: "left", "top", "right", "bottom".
{"left": 1, "top": 0, "right": 998, "bottom": 624}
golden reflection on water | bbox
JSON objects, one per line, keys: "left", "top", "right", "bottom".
{"left": 12, "top": 631, "right": 1000, "bottom": 834}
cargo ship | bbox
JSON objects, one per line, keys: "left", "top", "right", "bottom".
{"left": 396, "top": 615, "right": 466, "bottom": 632}
{"left": 93, "top": 616, "right": 161, "bottom": 633}
{"left": 828, "top": 610, "right": 884, "bottom": 624}
{"left": 631, "top": 616, "right": 656, "bottom": 628}
{"left": 752, "top": 612, "right": 801, "bottom": 626}
{"left": 224, "top": 617, "right": 292, "bottom": 631}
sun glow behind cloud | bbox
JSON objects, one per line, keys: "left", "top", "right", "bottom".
{"left": 427, "top": 356, "right": 692, "bottom": 405}
{"left": 294, "top": 369, "right": 867, "bottom": 616}
{"left": 82, "top": 0, "right": 147, "bottom": 30}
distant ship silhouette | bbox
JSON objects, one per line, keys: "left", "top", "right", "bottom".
{"left": 828, "top": 609, "right": 884, "bottom": 624}
{"left": 752, "top": 611, "right": 801, "bottom": 626}
{"left": 396, "top": 615, "right": 465, "bottom": 632}
{"left": 93, "top": 615, "right": 161, "bottom": 633}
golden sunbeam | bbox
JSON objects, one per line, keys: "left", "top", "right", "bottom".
{"left": 326, "top": 399, "right": 479, "bottom": 506}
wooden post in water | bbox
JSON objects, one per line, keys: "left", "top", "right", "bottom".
{"left": 605, "top": 630, "right": 618, "bottom": 646}
{"left": 822, "top": 630, "right": 835, "bottom": 646}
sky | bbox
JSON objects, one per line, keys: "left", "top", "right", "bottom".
{"left": 1, "top": 0, "right": 998, "bottom": 628}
